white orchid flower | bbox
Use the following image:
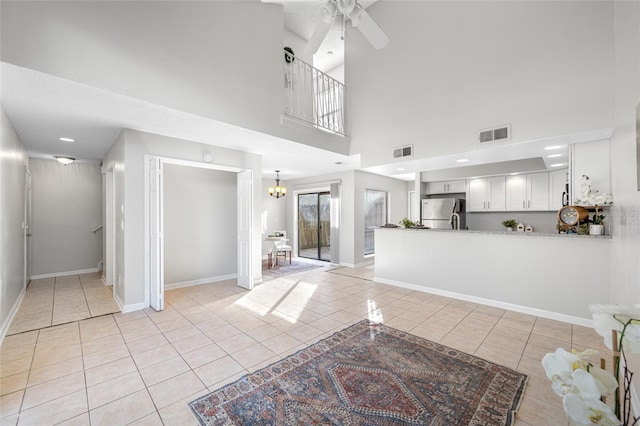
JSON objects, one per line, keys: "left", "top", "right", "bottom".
{"left": 590, "top": 305, "right": 640, "bottom": 353}
{"left": 563, "top": 393, "right": 621, "bottom": 425}
{"left": 542, "top": 348, "right": 618, "bottom": 399}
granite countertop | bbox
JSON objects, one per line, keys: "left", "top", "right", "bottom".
{"left": 379, "top": 227, "right": 612, "bottom": 239}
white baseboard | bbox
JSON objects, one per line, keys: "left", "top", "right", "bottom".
{"left": 340, "top": 260, "right": 374, "bottom": 268}
{"left": 374, "top": 276, "right": 593, "bottom": 328}
{"left": 0, "top": 285, "right": 27, "bottom": 346}
{"left": 113, "top": 292, "right": 144, "bottom": 313}
{"left": 165, "top": 274, "right": 237, "bottom": 291}
{"left": 31, "top": 267, "right": 99, "bottom": 280}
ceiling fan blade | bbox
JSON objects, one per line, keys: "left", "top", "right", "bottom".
{"left": 352, "top": 8, "right": 389, "bottom": 49}
{"left": 304, "top": 19, "right": 333, "bottom": 54}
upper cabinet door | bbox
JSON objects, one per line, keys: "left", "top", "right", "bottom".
{"left": 425, "top": 180, "right": 466, "bottom": 194}
{"left": 527, "top": 173, "right": 549, "bottom": 211}
{"left": 468, "top": 179, "right": 487, "bottom": 212}
{"left": 486, "top": 176, "right": 506, "bottom": 211}
{"left": 506, "top": 175, "right": 527, "bottom": 211}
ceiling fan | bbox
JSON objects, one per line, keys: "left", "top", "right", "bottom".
{"left": 305, "top": 0, "right": 389, "bottom": 54}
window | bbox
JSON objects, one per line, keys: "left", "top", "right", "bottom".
{"left": 364, "top": 189, "right": 388, "bottom": 255}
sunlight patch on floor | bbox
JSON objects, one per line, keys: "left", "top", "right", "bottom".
{"left": 233, "top": 280, "right": 318, "bottom": 323}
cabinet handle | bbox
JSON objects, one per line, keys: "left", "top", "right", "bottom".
{"left": 523, "top": 200, "right": 525, "bottom": 208}
{"left": 487, "top": 201, "right": 490, "bottom": 209}
{"left": 528, "top": 200, "right": 530, "bottom": 208}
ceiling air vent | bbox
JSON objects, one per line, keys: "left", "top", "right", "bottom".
{"left": 393, "top": 145, "right": 413, "bottom": 158}
{"left": 479, "top": 124, "right": 511, "bottom": 143}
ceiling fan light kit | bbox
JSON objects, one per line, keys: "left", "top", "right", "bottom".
{"left": 304, "top": 0, "right": 389, "bottom": 54}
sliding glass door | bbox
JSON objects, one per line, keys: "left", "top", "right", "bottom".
{"left": 298, "top": 192, "right": 330, "bottom": 261}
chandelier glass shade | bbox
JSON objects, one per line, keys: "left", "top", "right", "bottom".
{"left": 268, "top": 170, "right": 287, "bottom": 199}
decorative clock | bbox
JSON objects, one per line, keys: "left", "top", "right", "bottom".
{"left": 557, "top": 205, "right": 589, "bottom": 232}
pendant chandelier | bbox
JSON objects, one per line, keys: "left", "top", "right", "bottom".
{"left": 268, "top": 170, "right": 287, "bottom": 199}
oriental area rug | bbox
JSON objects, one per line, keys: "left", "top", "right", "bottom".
{"left": 189, "top": 320, "right": 528, "bottom": 425}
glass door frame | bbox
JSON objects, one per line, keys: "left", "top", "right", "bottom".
{"left": 297, "top": 191, "right": 331, "bottom": 262}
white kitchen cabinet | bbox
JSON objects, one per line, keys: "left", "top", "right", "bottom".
{"left": 549, "top": 169, "right": 568, "bottom": 211}
{"left": 506, "top": 173, "right": 549, "bottom": 211}
{"left": 425, "top": 180, "right": 466, "bottom": 194}
{"left": 468, "top": 176, "right": 505, "bottom": 211}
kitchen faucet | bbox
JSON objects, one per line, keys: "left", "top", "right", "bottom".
{"left": 449, "top": 212, "right": 461, "bottom": 230}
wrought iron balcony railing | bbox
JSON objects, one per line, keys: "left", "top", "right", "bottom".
{"left": 284, "top": 49, "right": 345, "bottom": 136}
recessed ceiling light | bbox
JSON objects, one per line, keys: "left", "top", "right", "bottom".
{"left": 327, "top": 51, "right": 334, "bottom": 56}
{"left": 544, "top": 145, "right": 563, "bottom": 150}
{"left": 396, "top": 168, "right": 406, "bottom": 171}
{"left": 547, "top": 154, "right": 562, "bottom": 158}
{"left": 334, "top": 161, "right": 344, "bottom": 165}
{"left": 550, "top": 163, "right": 566, "bottom": 167}
{"left": 59, "top": 137, "right": 75, "bottom": 142}
{"left": 456, "top": 159, "right": 469, "bottom": 163}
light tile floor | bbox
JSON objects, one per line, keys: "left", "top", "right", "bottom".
{"left": 7, "top": 274, "right": 120, "bottom": 335}
{"left": 0, "top": 264, "right": 611, "bottom": 425}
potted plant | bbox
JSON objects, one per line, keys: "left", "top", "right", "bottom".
{"left": 590, "top": 207, "right": 605, "bottom": 235}
{"left": 502, "top": 219, "right": 517, "bottom": 231}
{"left": 399, "top": 217, "right": 417, "bottom": 228}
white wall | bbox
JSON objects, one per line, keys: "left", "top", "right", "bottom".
{"left": 103, "top": 129, "right": 262, "bottom": 310}
{"left": 284, "top": 28, "right": 313, "bottom": 65}
{"left": 347, "top": 1, "right": 615, "bottom": 167}
{"left": 610, "top": 1, "right": 640, "bottom": 396}
{"left": 0, "top": 107, "right": 27, "bottom": 340}
{"left": 353, "top": 171, "right": 408, "bottom": 265}
{"left": 103, "top": 133, "right": 126, "bottom": 303}
{"left": 375, "top": 229, "right": 610, "bottom": 321}
{"left": 571, "top": 139, "right": 612, "bottom": 200}
{"left": 0, "top": 1, "right": 349, "bottom": 155}
{"left": 163, "top": 165, "right": 237, "bottom": 285}
{"left": 29, "top": 159, "right": 102, "bottom": 276}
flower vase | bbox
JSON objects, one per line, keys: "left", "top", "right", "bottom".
{"left": 589, "top": 224, "right": 604, "bottom": 235}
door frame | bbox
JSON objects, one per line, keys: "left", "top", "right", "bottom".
{"left": 23, "top": 168, "right": 32, "bottom": 287}
{"left": 297, "top": 191, "right": 331, "bottom": 261}
{"left": 144, "top": 155, "right": 252, "bottom": 311}
{"left": 104, "top": 163, "right": 116, "bottom": 287}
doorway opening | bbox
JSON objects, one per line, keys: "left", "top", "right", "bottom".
{"left": 298, "top": 192, "right": 330, "bottom": 261}
{"left": 145, "top": 156, "right": 253, "bottom": 312}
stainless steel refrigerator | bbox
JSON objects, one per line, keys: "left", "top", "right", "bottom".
{"left": 421, "top": 198, "right": 465, "bottom": 230}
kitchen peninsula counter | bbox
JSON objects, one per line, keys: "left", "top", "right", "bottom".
{"left": 399, "top": 227, "right": 612, "bottom": 239}
{"left": 374, "top": 227, "right": 611, "bottom": 322}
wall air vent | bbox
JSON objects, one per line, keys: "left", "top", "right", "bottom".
{"left": 479, "top": 124, "right": 511, "bottom": 143}
{"left": 393, "top": 145, "right": 413, "bottom": 159}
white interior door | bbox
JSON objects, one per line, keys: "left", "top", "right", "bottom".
{"left": 149, "top": 157, "right": 164, "bottom": 310}
{"left": 237, "top": 170, "right": 253, "bottom": 289}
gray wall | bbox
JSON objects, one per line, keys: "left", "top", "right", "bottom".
{"left": 29, "top": 159, "right": 103, "bottom": 276}
{"left": 163, "top": 164, "right": 237, "bottom": 285}
{"left": 0, "top": 107, "right": 27, "bottom": 339}
{"left": 466, "top": 211, "right": 558, "bottom": 234}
